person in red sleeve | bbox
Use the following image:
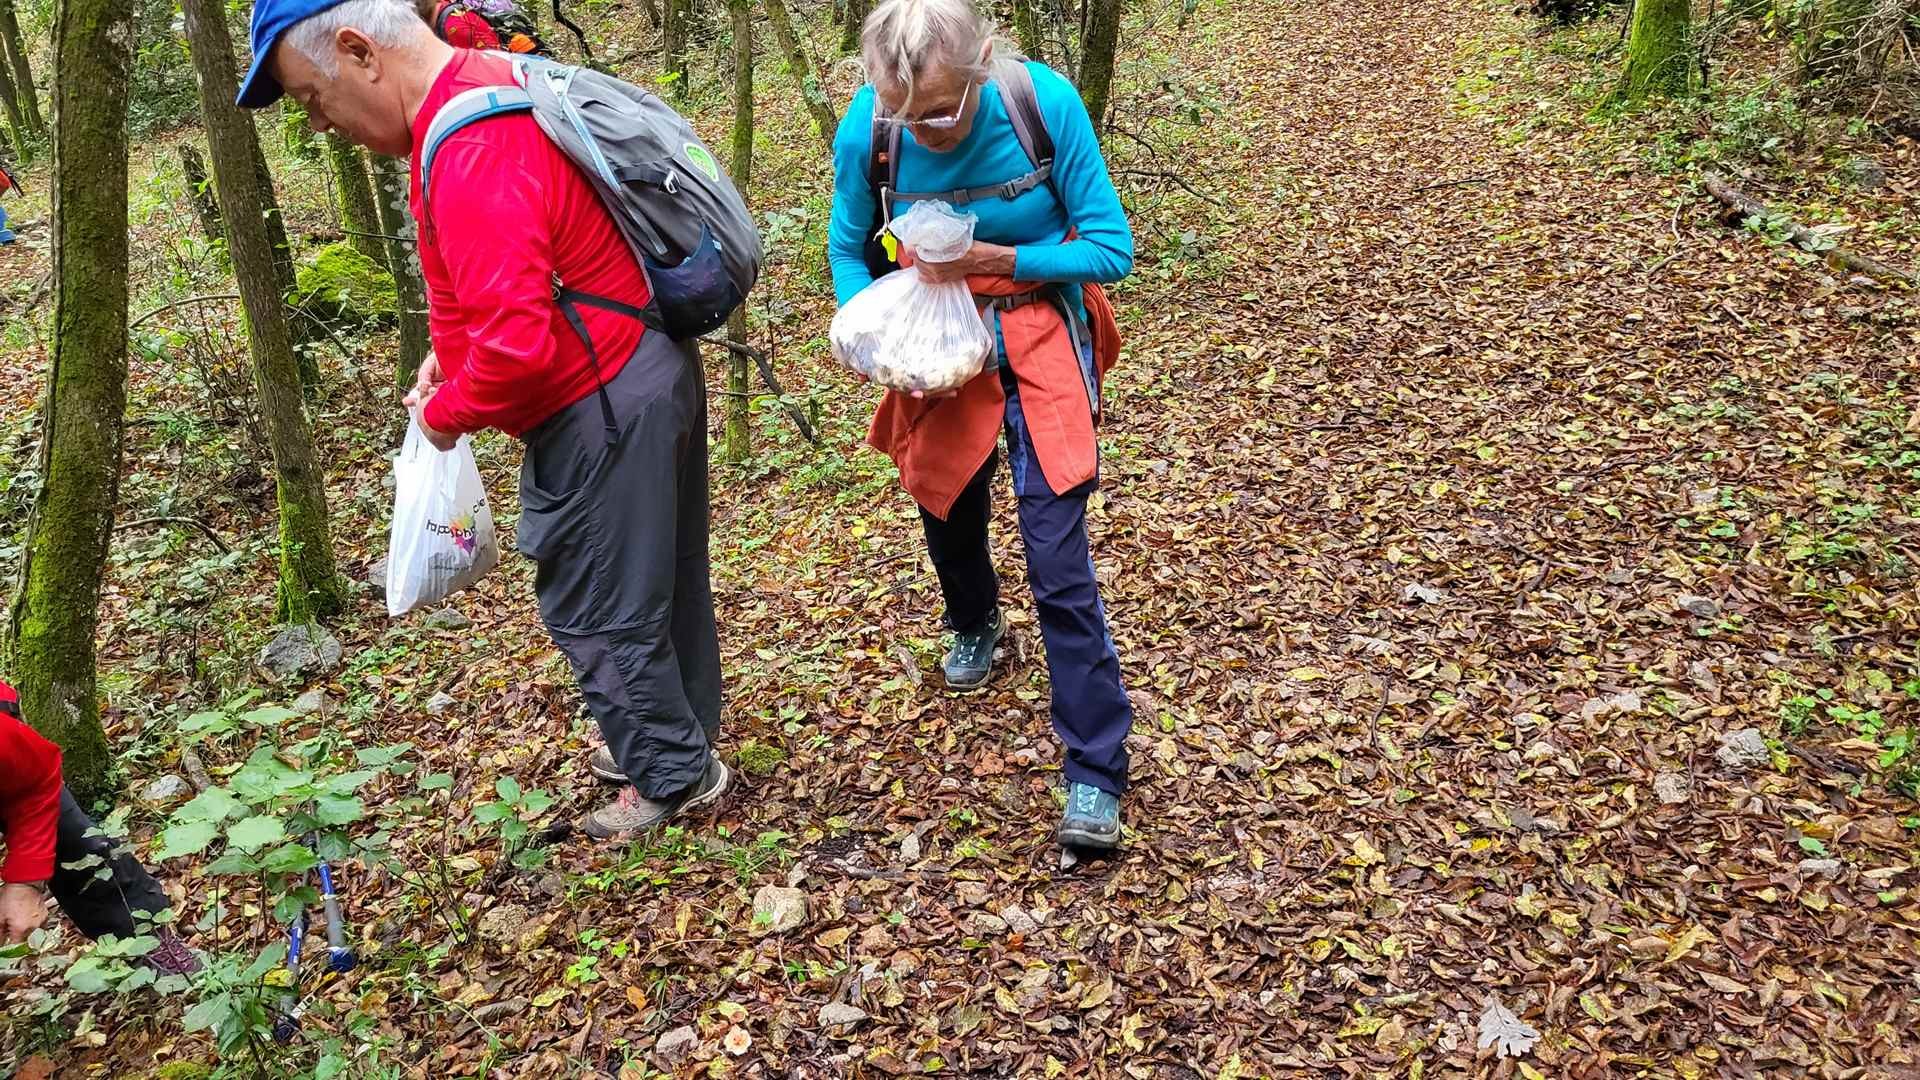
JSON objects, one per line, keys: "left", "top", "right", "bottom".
{"left": 0, "top": 681, "right": 198, "bottom": 973}
{"left": 239, "top": 0, "right": 729, "bottom": 839}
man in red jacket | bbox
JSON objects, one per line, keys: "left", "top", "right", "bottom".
{"left": 238, "top": 0, "right": 729, "bottom": 838}
{"left": 0, "top": 681, "right": 198, "bottom": 972}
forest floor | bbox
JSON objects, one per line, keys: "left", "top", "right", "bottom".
{"left": 4, "top": 0, "right": 1920, "bottom": 1075}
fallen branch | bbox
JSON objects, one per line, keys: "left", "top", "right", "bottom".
{"left": 702, "top": 336, "right": 819, "bottom": 444}
{"left": 1702, "top": 172, "right": 1916, "bottom": 287}
{"left": 117, "top": 515, "right": 232, "bottom": 553}
{"left": 1113, "top": 166, "right": 1222, "bottom": 205}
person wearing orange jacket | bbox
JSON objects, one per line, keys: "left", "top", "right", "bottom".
{"left": 0, "top": 680, "right": 198, "bottom": 973}
{"left": 827, "top": 0, "right": 1134, "bottom": 851}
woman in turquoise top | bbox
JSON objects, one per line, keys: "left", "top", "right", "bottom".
{"left": 828, "top": 0, "right": 1136, "bottom": 852}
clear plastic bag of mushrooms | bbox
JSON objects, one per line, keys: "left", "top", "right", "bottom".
{"left": 831, "top": 201, "right": 994, "bottom": 395}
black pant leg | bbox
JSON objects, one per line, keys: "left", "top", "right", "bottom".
{"left": 918, "top": 453, "right": 1000, "bottom": 634}
{"left": 49, "top": 789, "right": 170, "bottom": 941}
{"left": 670, "top": 343, "right": 723, "bottom": 742}
{"left": 518, "top": 335, "right": 713, "bottom": 799}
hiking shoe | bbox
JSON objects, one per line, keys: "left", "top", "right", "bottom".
{"left": 143, "top": 930, "right": 202, "bottom": 977}
{"left": 1057, "top": 782, "right": 1122, "bottom": 850}
{"left": 943, "top": 608, "right": 1007, "bottom": 692}
{"left": 581, "top": 756, "right": 730, "bottom": 840}
{"left": 588, "top": 745, "right": 625, "bottom": 784}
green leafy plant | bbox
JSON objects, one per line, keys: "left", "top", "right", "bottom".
{"left": 472, "top": 777, "right": 555, "bottom": 870}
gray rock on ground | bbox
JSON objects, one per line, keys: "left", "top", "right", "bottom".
{"left": 654, "top": 1025, "right": 699, "bottom": 1065}
{"left": 290, "top": 687, "right": 332, "bottom": 716}
{"left": 817, "top": 1002, "right": 869, "bottom": 1029}
{"left": 1715, "top": 728, "right": 1772, "bottom": 771}
{"left": 257, "top": 624, "right": 343, "bottom": 684}
{"left": 752, "top": 885, "right": 809, "bottom": 934}
{"left": 424, "top": 607, "right": 473, "bottom": 631}
{"left": 1652, "top": 771, "right": 1692, "bottom": 805}
{"left": 1675, "top": 594, "right": 1720, "bottom": 619}
{"left": 141, "top": 774, "right": 191, "bottom": 802}
{"left": 1798, "top": 858, "right": 1843, "bottom": 879}
{"left": 426, "top": 691, "right": 457, "bottom": 715}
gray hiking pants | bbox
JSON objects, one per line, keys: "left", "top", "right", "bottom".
{"left": 517, "top": 330, "right": 721, "bottom": 798}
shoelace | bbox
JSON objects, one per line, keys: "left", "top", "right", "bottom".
{"left": 1073, "top": 785, "right": 1102, "bottom": 815}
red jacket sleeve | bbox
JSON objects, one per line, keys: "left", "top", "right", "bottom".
{"left": 0, "top": 715, "right": 63, "bottom": 884}
{"left": 420, "top": 139, "right": 561, "bottom": 437}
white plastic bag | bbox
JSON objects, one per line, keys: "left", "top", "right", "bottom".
{"left": 830, "top": 201, "right": 993, "bottom": 395}
{"left": 385, "top": 419, "right": 499, "bottom": 617}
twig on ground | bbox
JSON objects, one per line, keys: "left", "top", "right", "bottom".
{"left": 1702, "top": 172, "right": 1917, "bottom": 287}
{"left": 1113, "top": 167, "right": 1223, "bottom": 205}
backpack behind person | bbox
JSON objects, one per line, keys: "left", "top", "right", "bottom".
{"left": 419, "top": 0, "right": 548, "bottom": 54}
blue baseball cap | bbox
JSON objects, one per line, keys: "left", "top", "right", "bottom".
{"left": 236, "top": 0, "right": 351, "bottom": 108}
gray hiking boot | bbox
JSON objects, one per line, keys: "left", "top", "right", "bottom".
{"left": 581, "top": 756, "right": 730, "bottom": 840}
{"left": 588, "top": 745, "right": 625, "bottom": 784}
{"left": 943, "top": 608, "right": 1007, "bottom": 692}
{"left": 1057, "top": 782, "right": 1122, "bottom": 850}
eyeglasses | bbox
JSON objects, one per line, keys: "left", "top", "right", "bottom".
{"left": 882, "top": 79, "right": 974, "bottom": 131}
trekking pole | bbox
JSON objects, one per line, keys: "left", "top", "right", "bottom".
{"left": 316, "top": 857, "right": 356, "bottom": 973}
{"left": 271, "top": 906, "right": 308, "bottom": 1044}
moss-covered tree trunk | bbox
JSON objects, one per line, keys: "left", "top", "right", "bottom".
{"left": 326, "top": 133, "right": 384, "bottom": 262}
{"left": 762, "top": 0, "right": 837, "bottom": 149}
{"left": 724, "top": 0, "right": 753, "bottom": 464}
{"left": 1615, "top": 0, "right": 1693, "bottom": 103}
{"left": 183, "top": 0, "right": 344, "bottom": 624}
{"left": 248, "top": 120, "right": 296, "bottom": 298}
{"left": 1011, "top": 0, "right": 1041, "bottom": 59}
{"left": 370, "top": 152, "right": 431, "bottom": 390}
{"left": 1077, "top": 0, "right": 1121, "bottom": 138}
{"left": 663, "top": 0, "right": 688, "bottom": 98}
{"left": 5, "top": 0, "right": 135, "bottom": 802}
{"left": 840, "top": 0, "right": 867, "bottom": 53}
{"left": 0, "top": 0, "right": 44, "bottom": 136}
{"left": 0, "top": 46, "right": 27, "bottom": 156}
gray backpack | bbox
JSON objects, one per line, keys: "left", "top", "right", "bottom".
{"left": 422, "top": 55, "right": 761, "bottom": 348}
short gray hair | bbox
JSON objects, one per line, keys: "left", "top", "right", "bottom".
{"left": 860, "top": 0, "right": 1015, "bottom": 111}
{"left": 284, "top": 0, "right": 425, "bottom": 75}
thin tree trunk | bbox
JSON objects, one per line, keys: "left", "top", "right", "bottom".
{"left": 370, "top": 152, "right": 431, "bottom": 390}
{"left": 841, "top": 0, "right": 867, "bottom": 53}
{"left": 636, "top": 0, "right": 660, "bottom": 28}
{"left": 326, "top": 133, "right": 384, "bottom": 261}
{"left": 248, "top": 119, "right": 295, "bottom": 298}
{"left": 0, "top": 0, "right": 43, "bottom": 135}
{"left": 761, "top": 0, "right": 837, "bottom": 148}
{"left": 5, "top": 0, "right": 135, "bottom": 802}
{"left": 663, "top": 0, "right": 688, "bottom": 98}
{"left": 182, "top": 0, "right": 345, "bottom": 624}
{"left": 1615, "top": 0, "right": 1693, "bottom": 102}
{"left": 1076, "top": 0, "right": 1121, "bottom": 137}
{"left": 0, "top": 45, "right": 28, "bottom": 155}
{"left": 724, "top": 0, "right": 753, "bottom": 463}
{"left": 1011, "top": 0, "right": 1041, "bottom": 59}
{"left": 178, "top": 142, "right": 225, "bottom": 242}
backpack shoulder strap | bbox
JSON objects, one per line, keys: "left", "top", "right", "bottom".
{"left": 420, "top": 84, "right": 535, "bottom": 195}
{"left": 998, "top": 61, "right": 1061, "bottom": 206}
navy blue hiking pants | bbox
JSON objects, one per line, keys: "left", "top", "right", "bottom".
{"left": 917, "top": 356, "right": 1132, "bottom": 795}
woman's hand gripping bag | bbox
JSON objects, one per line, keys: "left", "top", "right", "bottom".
{"left": 830, "top": 200, "right": 994, "bottom": 395}
{"left": 386, "top": 419, "right": 500, "bottom": 617}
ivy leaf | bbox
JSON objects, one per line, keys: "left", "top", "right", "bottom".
{"left": 226, "top": 814, "right": 287, "bottom": 853}
{"left": 182, "top": 995, "right": 231, "bottom": 1032}
{"left": 496, "top": 777, "right": 523, "bottom": 803}
{"left": 155, "top": 820, "right": 221, "bottom": 861}
{"left": 205, "top": 850, "right": 260, "bottom": 876}
{"left": 418, "top": 772, "right": 454, "bottom": 792}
